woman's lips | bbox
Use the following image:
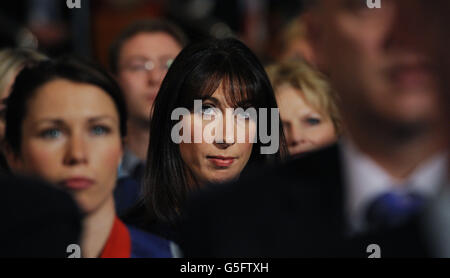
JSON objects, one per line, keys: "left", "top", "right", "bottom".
{"left": 207, "top": 156, "right": 236, "bottom": 168}
{"left": 60, "top": 177, "right": 94, "bottom": 190}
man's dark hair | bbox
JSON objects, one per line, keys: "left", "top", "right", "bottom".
{"left": 108, "top": 19, "right": 188, "bottom": 74}
{"left": 5, "top": 57, "right": 127, "bottom": 155}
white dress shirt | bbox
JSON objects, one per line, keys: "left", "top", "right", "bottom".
{"left": 118, "top": 149, "right": 143, "bottom": 179}
{"left": 424, "top": 179, "right": 450, "bottom": 257}
{"left": 340, "top": 138, "right": 448, "bottom": 234}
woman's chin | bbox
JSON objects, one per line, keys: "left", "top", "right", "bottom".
{"left": 206, "top": 172, "right": 239, "bottom": 185}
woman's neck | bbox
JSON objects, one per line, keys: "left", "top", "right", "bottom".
{"left": 80, "top": 196, "right": 116, "bottom": 258}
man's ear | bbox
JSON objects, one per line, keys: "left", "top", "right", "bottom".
{"left": 303, "top": 11, "right": 329, "bottom": 74}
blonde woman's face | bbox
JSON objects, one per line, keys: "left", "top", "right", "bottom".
{"left": 276, "top": 84, "right": 337, "bottom": 156}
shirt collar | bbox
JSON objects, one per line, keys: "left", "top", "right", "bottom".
{"left": 99, "top": 216, "right": 131, "bottom": 258}
{"left": 340, "top": 138, "right": 448, "bottom": 233}
{"left": 118, "top": 149, "right": 143, "bottom": 178}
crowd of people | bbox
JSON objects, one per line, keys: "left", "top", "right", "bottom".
{"left": 0, "top": 0, "right": 449, "bottom": 258}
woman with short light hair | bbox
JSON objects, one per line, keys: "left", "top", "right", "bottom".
{"left": 267, "top": 60, "right": 342, "bottom": 156}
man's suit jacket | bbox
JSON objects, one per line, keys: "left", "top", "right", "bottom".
{"left": 179, "top": 144, "right": 431, "bottom": 257}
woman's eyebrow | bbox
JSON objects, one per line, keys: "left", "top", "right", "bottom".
{"left": 32, "top": 119, "right": 65, "bottom": 125}
{"left": 202, "top": 96, "right": 219, "bottom": 105}
{"left": 236, "top": 100, "right": 252, "bottom": 108}
{"left": 32, "top": 116, "right": 117, "bottom": 125}
{"left": 88, "top": 116, "right": 118, "bottom": 123}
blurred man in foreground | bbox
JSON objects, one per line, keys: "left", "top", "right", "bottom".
{"left": 0, "top": 175, "right": 82, "bottom": 257}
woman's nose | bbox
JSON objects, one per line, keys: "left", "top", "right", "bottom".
{"left": 64, "top": 135, "right": 88, "bottom": 165}
{"left": 287, "top": 125, "right": 306, "bottom": 146}
{"left": 214, "top": 111, "right": 236, "bottom": 148}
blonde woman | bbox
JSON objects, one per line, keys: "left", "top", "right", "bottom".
{"left": 267, "top": 60, "right": 341, "bottom": 156}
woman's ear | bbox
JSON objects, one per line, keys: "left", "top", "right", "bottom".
{"left": 3, "top": 144, "right": 23, "bottom": 172}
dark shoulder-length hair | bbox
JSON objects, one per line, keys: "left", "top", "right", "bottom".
{"left": 143, "top": 38, "right": 287, "bottom": 224}
{"left": 5, "top": 57, "right": 127, "bottom": 155}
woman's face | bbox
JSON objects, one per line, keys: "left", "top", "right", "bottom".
{"left": 179, "top": 86, "right": 257, "bottom": 186}
{"left": 276, "top": 84, "right": 337, "bottom": 156}
{"left": 11, "top": 79, "right": 123, "bottom": 213}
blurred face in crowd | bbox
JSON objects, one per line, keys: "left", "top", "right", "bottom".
{"left": 276, "top": 84, "right": 337, "bottom": 156}
{"left": 308, "top": 0, "right": 443, "bottom": 131}
{"left": 179, "top": 85, "right": 257, "bottom": 186}
{"left": 116, "top": 32, "right": 182, "bottom": 123}
{"left": 281, "top": 38, "right": 314, "bottom": 63}
{"left": 10, "top": 79, "right": 123, "bottom": 213}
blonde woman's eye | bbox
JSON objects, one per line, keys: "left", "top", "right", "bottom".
{"left": 306, "top": 117, "right": 321, "bottom": 125}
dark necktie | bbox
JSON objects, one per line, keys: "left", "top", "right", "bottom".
{"left": 365, "top": 191, "right": 425, "bottom": 231}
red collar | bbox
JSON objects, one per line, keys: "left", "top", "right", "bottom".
{"left": 100, "top": 216, "right": 131, "bottom": 258}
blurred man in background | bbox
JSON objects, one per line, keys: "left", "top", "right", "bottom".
{"left": 109, "top": 19, "right": 187, "bottom": 181}
{"left": 109, "top": 20, "right": 187, "bottom": 214}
